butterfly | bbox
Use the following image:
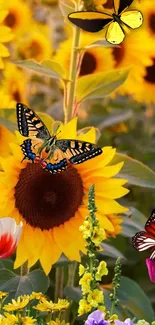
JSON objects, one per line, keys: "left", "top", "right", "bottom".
{"left": 132, "top": 209, "right": 155, "bottom": 260}
{"left": 16, "top": 103, "right": 102, "bottom": 174}
{"left": 68, "top": 0, "right": 143, "bottom": 44}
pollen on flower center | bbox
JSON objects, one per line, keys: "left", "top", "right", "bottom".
{"left": 144, "top": 58, "right": 155, "bottom": 84}
{"left": 14, "top": 163, "right": 83, "bottom": 230}
{"left": 4, "top": 12, "right": 17, "bottom": 28}
{"left": 149, "top": 12, "right": 155, "bottom": 34}
{"left": 112, "top": 44, "right": 125, "bottom": 66}
{"left": 80, "top": 52, "right": 97, "bottom": 76}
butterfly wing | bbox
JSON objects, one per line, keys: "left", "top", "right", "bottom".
{"left": 68, "top": 11, "right": 112, "bottom": 32}
{"left": 16, "top": 103, "right": 51, "bottom": 140}
{"left": 115, "top": 0, "right": 134, "bottom": 15}
{"left": 132, "top": 231, "right": 155, "bottom": 252}
{"left": 41, "top": 148, "right": 68, "bottom": 173}
{"left": 120, "top": 10, "right": 143, "bottom": 29}
{"left": 145, "top": 209, "right": 155, "bottom": 236}
{"left": 20, "top": 139, "right": 40, "bottom": 163}
{"left": 105, "top": 20, "right": 125, "bottom": 44}
{"left": 55, "top": 139, "right": 102, "bottom": 164}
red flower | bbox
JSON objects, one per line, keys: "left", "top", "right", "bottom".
{"left": 0, "top": 218, "right": 22, "bottom": 258}
{"left": 146, "top": 258, "right": 155, "bottom": 283}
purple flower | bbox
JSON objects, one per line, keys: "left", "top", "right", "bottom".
{"left": 85, "top": 310, "right": 109, "bottom": 325}
{"left": 146, "top": 258, "right": 155, "bottom": 283}
{"left": 115, "top": 319, "right": 134, "bottom": 325}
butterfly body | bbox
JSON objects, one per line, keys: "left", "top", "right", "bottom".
{"left": 16, "top": 103, "right": 102, "bottom": 174}
{"left": 68, "top": 0, "right": 143, "bottom": 44}
{"left": 132, "top": 209, "right": 155, "bottom": 260}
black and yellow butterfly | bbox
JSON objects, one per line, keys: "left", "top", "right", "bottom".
{"left": 68, "top": 0, "right": 143, "bottom": 44}
{"left": 16, "top": 103, "right": 102, "bottom": 174}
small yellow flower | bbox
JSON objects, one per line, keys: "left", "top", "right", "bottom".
{"left": 4, "top": 313, "right": 18, "bottom": 325}
{"left": 79, "top": 273, "right": 93, "bottom": 294}
{"left": 48, "top": 320, "right": 69, "bottom": 325}
{"left": 0, "top": 292, "right": 8, "bottom": 299}
{"left": 29, "top": 292, "right": 45, "bottom": 301}
{"left": 79, "top": 264, "right": 85, "bottom": 276}
{"left": 34, "top": 298, "right": 54, "bottom": 312}
{"left": 21, "top": 317, "right": 37, "bottom": 325}
{"left": 0, "top": 315, "right": 8, "bottom": 325}
{"left": 3, "top": 296, "right": 29, "bottom": 312}
{"left": 92, "top": 226, "right": 106, "bottom": 246}
{"left": 95, "top": 261, "right": 108, "bottom": 281}
{"left": 87, "top": 289, "right": 104, "bottom": 307}
{"left": 51, "top": 299, "right": 70, "bottom": 311}
{"left": 78, "top": 299, "right": 91, "bottom": 316}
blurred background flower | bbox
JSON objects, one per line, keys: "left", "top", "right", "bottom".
{"left": 0, "top": 218, "right": 22, "bottom": 258}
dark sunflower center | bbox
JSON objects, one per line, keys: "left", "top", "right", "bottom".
{"left": 149, "top": 13, "right": 155, "bottom": 34}
{"left": 26, "top": 41, "right": 43, "bottom": 58}
{"left": 144, "top": 58, "right": 155, "bottom": 84}
{"left": 80, "top": 52, "right": 97, "bottom": 76}
{"left": 4, "top": 12, "right": 17, "bottom": 28}
{"left": 112, "top": 44, "right": 125, "bottom": 66}
{"left": 13, "top": 90, "right": 22, "bottom": 102}
{"left": 14, "top": 163, "right": 83, "bottom": 230}
{"left": 102, "top": 0, "right": 113, "bottom": 9}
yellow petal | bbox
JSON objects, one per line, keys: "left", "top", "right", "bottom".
{"left": 0, "top": 26, "right": 13, "bottom": 42}
{"left": 0, "top": 43, "right": 9, "bottom": 57}
{"left": 96, "top": 212, "right": 114, "bottom": 232}
{"left": 14, "top": 233, "right": 28, "bottom": 269}
{"left": 58, "top": 117, "right": 77, "bottom": 139}
{"left": 96, "top": 187, "right": 129, "bottom": 199}
{"left": 40, "top": 231, "right": 61, "bottom": 274}
{"left": 96, "top": 198, "right": 128, "bottom": 214}
{"left": 77, "top": 127, "right": 96, "bottom": 143}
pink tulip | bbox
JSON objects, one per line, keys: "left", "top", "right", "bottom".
{"left": 0, "top": 218, "right": 22, "bottom": 258}
{"left": 146, "top": 258, "right": 155, "bottom": 283}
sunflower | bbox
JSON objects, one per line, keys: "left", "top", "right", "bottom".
{"left": 0, "top": 6, "right": 13, "bottom": 69}
{"left": 111, "top": 29, "right": 155, "bottom": 97}
{"left": 0, "top": 118, "right": 128, "bottom": 274}
{"left": 1, "top": 63, "right": 28, "bottom": 103}
{"left": 136, "top": 0, "right": 155, "bottom": 41}
{"left": 130, "top": 57, "right": 155, "bottom": 104}
{"left": 54, "top": 34, "right": 115, "bottom": 77}
{"left": 16, "top": 24, "right": 52, "bottom": 62}
{"left": 3, "top": 0, "right": 31, "bottom": 35}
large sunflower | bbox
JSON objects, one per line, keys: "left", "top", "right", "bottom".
{"left": 136, "top": 0, "right": 155, "bottom": 41}
{"left": 54, "top": 35, "right": 114, "bottom": 77}
{"left": 0, "top": 118, "right": 128, "bottom": 274}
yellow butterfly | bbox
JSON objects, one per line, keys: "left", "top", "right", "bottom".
{"left": 68, "top": 0, "right": 143, "bottom": 44}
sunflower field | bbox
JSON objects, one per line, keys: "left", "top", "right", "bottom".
{"left": 0, "top": 0, "right": 154, "bottom": 324}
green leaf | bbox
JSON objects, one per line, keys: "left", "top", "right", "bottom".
{"left": 59, "top": 0, "right": 75, "bottom": 17}
{"left": 111, "top": 153, "right": 155, "bottom": 188}
{"left": 85, "top": 39, "right": 120, "bottom": 48}
{"left": 0, "top": 269, "right": 50, "bottom": 300}
{"left": 76, "top": 68, "right": 129, "bottom": 103}
{"left": 100, "top": 242, "right": 126, "bottom": 260}
{"left": 98, "top": 110, "right": 133, "bottom": 130}
{"left": 121, "top": 208, "right": 147, "bottom": 238}
{"left": 117, "top": 276, "right": 155, "bottom": 322}
{"left": 64, "top": 286, "right": 82, "bottom": 302}
{"left": 14, "top": 59, "right": 67, "bottom": 80}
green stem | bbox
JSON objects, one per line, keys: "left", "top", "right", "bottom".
{"left": 110, "top": 286, "right": 116, "bottom": 316}
{"left": 54, "top": 267, "right": 64, "bottom": 302}
{"left": 67, "top": 262, "right": 77, "bottom": 287}
{"left": 20, "top": 261, "right": 29, "bottom": 276}
{"left": 65, "top": 26, "right": 81, "bottom": 123}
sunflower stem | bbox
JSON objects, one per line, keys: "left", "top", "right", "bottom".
{"left": 64, "top": 25, "right": 81, "bottom": 123}
{"left": 20, "top": 261, "right": 29, "bottom": 276}
{"left": 54, "top": 266, "right": 64, "bottom": 302}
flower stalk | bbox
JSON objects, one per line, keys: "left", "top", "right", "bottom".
{"left": 65, "top": 25, "right": 81, "bottom": 123}
{"left": 110, "top": 257, "right": 122, "bottom": 316}
{"left": 20, "top": 261, "right": 29, "bottom": 276}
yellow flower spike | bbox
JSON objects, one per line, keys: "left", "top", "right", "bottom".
{"left": 0, "top": 118, "right": 128, "bottom": 274}
{"left": 79, "top": 264, "right": 85, "bottom": 276}
{"left": 87, "top": 289, "right": 104, "bottom": 307}
{"left": 78, "top": 299, "right": 91, "bottom": 316}
{"left": 79, "top": 273, "right": 93, "bottom": 294}
{"left": 95, "top": 261, "right": 108, "bottom": 281}
{"left": 92, "top": 226, "right": 106, "bottom": 246}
